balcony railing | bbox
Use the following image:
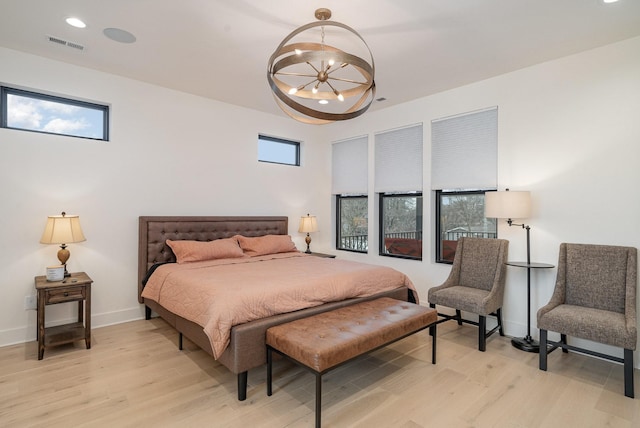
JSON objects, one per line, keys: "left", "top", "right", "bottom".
{"left": 339, "top": 230, "right": 496, "bottom": 253}
{"left": 443, "top": 231, "right": 497, "bottom": 240}
{"left": 339, "top": 234, "right": 369, "bottom": 251}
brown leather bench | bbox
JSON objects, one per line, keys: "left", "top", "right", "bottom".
{"left": 266, "top": 297, "right": 438, "bottom": 427}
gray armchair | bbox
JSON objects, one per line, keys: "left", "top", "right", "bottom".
{"left": 538, "top": 243, "right": 638, "bottom": 398}
{"left": 428, "top": 237, "right": 509, "bottom": 351}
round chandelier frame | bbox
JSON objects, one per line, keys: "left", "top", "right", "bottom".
{"left": 267, "top": 9, "right": 376, "bottom": 125}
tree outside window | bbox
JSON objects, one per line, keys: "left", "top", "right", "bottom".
{"left": 379, "top": 193, "right": 423, "bottom": 260}
{"left": 336, "top": 195, "right": 368, "bottom": 252}
{"left": 436, "top": 190, "right": 497, "bottom": 263}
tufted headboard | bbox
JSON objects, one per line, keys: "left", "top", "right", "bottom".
{"left": 138, "top": 216, "right": 289, "bottom": 303}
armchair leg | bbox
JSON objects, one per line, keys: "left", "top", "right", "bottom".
{"left": 478, "top": 316, "right": 486, "bottom": 352}
{"left": 496, "top": 308, "right": 504, "bottom": 336}
{"left": 561, "top": 334, "right": 568, "bottom": 353}
{"left": 456, "top": 310, "right": 463, "bottom": 326}
{"left": 624, "top": 348, "right": 634, "bottom": 399}
{"left": 539, "top": 329, "right": 548, "bottom": 371}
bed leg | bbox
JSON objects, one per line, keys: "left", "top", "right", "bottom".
{"left": 145, "top": 305, "right": 152, "bottom": 320}
{"left": 179, "top": 333, "right": 183, "bottom": 351}
{"left": 238, "top": 371, "right": 248, "bottom": 401}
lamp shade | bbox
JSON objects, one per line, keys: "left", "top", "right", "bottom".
{"left": 40, "top": 212, "right": 86, "bottom": 244}
{"left": 485, "top": 190, "right": 531, "bottom": 219}
{"left": 298, "top": 214, "right": 318, "bottom": 233}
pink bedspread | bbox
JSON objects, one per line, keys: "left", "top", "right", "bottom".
{"left": 141, "top": 252, "right": 417, "bottom": 358}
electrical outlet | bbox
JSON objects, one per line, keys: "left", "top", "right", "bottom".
{"left": 24, "top": 295, "right": 37, "bottom": 311}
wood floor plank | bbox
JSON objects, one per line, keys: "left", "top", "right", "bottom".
{"left": 1, "top": 317, "right": 639, "bottom": 427}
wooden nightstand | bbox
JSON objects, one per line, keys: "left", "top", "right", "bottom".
{"left": 307, "top": 252, "right": 336, "bottom": 258}
{"left": 34, "top": 271, "right": 92, "bottom": 360}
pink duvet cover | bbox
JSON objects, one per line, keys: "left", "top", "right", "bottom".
{"left": 141, "top": 252, "right": 417, "bottom": 358}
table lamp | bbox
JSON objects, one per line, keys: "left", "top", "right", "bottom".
{"left": 40, "top": 212, "right": 86, "bottom": 277}
{"left": 298, "top": 214, "right": 318, "bottom": 254}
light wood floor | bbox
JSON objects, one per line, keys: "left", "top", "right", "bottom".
{"left": 1, "top": 318, "right": 639, "bottom": 427}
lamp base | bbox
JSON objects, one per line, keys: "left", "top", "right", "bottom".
{"left": 511, "top": 336, "right": 540, "bottom": 353}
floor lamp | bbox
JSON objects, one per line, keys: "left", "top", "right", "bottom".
{"left": 485, "top": 190, "right": 553, "bottom": 353}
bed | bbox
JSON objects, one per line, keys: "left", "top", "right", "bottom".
{"left": 138, "top": 216, "right": 417, "bottom": 400}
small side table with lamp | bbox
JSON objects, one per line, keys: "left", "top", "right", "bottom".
{"left": 37, "top": 212, "right": 91, "bottom": 360}
{"left": 485, "top": 189, "right": 554, "bottom": 353}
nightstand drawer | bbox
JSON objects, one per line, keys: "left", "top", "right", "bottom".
{"left": 45, "top": 286, "right": 85, "bottom": 304}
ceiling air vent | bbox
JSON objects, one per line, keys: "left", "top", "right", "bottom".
{"left": 46, "top": 35, "right": 85, "bottom": 51}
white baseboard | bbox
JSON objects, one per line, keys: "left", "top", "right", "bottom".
{"left": 0, "top": 306, "right": 145, "bottom": 348}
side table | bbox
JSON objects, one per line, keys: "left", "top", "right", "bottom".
{"left": 306, "top": 252, "right": 336, "bottom": 258}
{"left": 35, "top": 271, "right": 93, "bottom": 360}
{"left": 506, "top": 261, "right": 554, "bottom": 353}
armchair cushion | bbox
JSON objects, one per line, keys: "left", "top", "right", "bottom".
{"left": 538, "top": 304, "right": 634, "bottom": 349}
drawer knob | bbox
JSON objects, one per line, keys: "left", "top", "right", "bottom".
{"left": 64, "top": 292, "right": 69, "bottom": 297}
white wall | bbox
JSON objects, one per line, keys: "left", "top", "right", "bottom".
{"left": 327, "top": 36, "right": 640, "bottom": 365}
{"left": 1, "top": 34, "right": 639, "bottom": 366}
{"left": 0, "top": 47, "right": 329, "bottom": 345}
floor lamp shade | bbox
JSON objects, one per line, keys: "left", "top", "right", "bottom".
{"left": 485, "top": 190, "right": 531, "bottom": 219}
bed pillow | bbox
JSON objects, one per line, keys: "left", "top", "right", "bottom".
{"left": 166, "top": 238, "right": 245, "bottom": 263}
{"left": 235, "top": 234, "right": 297, "bottom": 257}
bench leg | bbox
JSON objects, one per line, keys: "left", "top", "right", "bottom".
{"left": 315, "top": 373, "right": 322, "bottom": 428}
{"left": 267, "top": 347, "right": 273, "bottom": 396}
{"left": 178, "top": 333, "right": 183, "bottom": 351}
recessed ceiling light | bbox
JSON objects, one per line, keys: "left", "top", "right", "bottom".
{"left": 66, "top": 17, "right": 86, "bottom": 28}
{"left": 103, "top": 28, "right": 137, "bottom": 44}
{"left": 602, "top": 0, "right": 619, "bottom": 3}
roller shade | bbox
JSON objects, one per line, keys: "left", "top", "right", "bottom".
{"left": 374, "top": 123, "right": 423, "bottom": 193}
{"left": 431, "top": 107, "right": 497, "bottom": 190}
{"left": 332, "top": 136, "right": 368, "bottom": 194}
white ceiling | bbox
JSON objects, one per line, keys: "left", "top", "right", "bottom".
{"left": 2, "top": 0, "right": 640, "bottom": 118}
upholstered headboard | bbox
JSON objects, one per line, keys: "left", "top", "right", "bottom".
{"left": 138, "top": 216, "right": 289, "bottom": 303}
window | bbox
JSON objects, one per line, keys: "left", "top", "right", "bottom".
{"left": 1, "top": 86, "right": 109, "bottom": 140}
{"left": 435, "top": 190, "right": 497, "bottom": 263}
{"left": 332, "top": 136, "right": 368, "bottom": 252}
{"left": 336, "top": 195, "right": 368, "bottom": 252}
{"left": 375, "top": 124, "right": 423, "bottom": 260}
{"left": 258, "top": 134, "right": 300, "bottom": 166}
{"left": 431, "top": 107, "right": 498, "bottom": 263}
{"left": 379, "top": 193, "right": 423, "bottom": 259}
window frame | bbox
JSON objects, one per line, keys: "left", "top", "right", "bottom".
{"left": 435, "top": 189, "right": 497, "bottom": 264}
{"left": 258, "top": 134, "right": 300, "bottom": 166}
{"left": 378, "top": 192, "right": 423, "bottom": 260}
{"left": 335, "top": 194, "right": 368, "bottom": 253}
{"left": 1, "top": 85, "right": 110, "bottom": 141}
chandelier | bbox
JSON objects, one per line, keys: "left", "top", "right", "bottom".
{"left": 267, "top": 8, "right": 376, "bottom": 125}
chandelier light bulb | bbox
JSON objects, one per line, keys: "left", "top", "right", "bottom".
{"left": 319, "top": 99, "right": 329, "bottom": 105}
{"left": 288, "top": 87, "right": 298, "bottom": 95}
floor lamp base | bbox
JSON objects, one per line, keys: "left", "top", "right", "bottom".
{"left": 511, "top": 336, "right": 540, "bottom": 353}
